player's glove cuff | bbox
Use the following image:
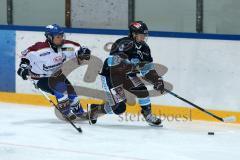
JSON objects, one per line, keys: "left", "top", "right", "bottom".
{"left": 17, "top": 58, "right": 30, "bottom": 80}
{"left": 153, "top": 77, "right": 164, "bottom": 94}
{"left": 17, "top": 66, "right": 29, "bottom": 80}
{"left": 77, "top": 47, "right": 91, "bottom": 60}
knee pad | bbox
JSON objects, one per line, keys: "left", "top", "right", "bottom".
{"left": 131, "top": 85, "right": 149, "bottom": 98}
{"left": 112, "top": 102, "right": 126, "bottom": 115}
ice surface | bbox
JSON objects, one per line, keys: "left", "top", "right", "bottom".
{"left": 0, "top": 102, "right": 240, "bottom": 160}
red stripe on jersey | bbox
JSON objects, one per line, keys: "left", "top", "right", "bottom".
{"left": 28, "top": 41, "right": 50, "bottom": 52}
{"left": 21, "top": 41, "right": 50, "bottom": 56}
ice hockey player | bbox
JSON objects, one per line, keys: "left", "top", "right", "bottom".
{"left": 17, "top": 24, "right": 91, "bottom": 120}
{"left": 88, "top": 21, "right": 165, "bottom": 126}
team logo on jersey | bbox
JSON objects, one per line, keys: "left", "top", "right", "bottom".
{"left": 40, "top": 52, "right": 51, "bottom": 57}
{"left": 54, "top": 56, "right": 64, "bottom": 63}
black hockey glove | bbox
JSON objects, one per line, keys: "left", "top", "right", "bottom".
{"left": 17, "top": 58, "right": 30, "bottom": 80}
{"left": 77, "top": 47, "right": 91, "bottom": 60}
{"left": 153, "top": 78, "right": 165, "bottom": 94}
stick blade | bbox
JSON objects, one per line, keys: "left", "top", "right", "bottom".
{"left": 223, "top": 116, "right": 237, "bottom": 123}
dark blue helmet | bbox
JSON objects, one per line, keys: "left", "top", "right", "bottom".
{"left": 45, "top": 24, "right": 64, "bottom": 42}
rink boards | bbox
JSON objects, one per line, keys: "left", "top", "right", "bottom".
{"left": 1, "top": 25, "right": 240, "bottom": 123}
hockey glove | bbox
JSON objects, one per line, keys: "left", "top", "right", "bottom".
{"left": 77, "top": 47, "right": 91, "bottom": 60}
{"left": 153, "top": 78, "right": 164, "bottom": 94}
{"left": 17, "top": 58, "right": 30, "bottom": 80}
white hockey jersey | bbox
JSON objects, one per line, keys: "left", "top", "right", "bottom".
{"left": 21, "top": 40, "right": 81, "bottom": 78}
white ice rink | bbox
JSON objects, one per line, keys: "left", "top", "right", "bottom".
{"left": 0, "top": 102, "right": 240, "bottom": 160}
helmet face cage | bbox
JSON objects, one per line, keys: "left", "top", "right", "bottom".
{"left": 45, "top": 24, "right": 65, "bottom": 46}
{"left": 129, "top": 21, "right": 149, "bottom": 42}
{"left": 129, "top": 21, "right": 148, "bottom": 43}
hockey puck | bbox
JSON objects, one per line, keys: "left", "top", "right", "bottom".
{"left": 208, "top": 132, "right": 214, "bottom": 135}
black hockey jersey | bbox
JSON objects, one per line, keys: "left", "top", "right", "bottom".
{"left": 101, "top": 37, "right": 154, "bottom": 76}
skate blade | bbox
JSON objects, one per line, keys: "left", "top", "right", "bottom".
{"left": 148, "top": 123, "right": 163, "bottom": 127}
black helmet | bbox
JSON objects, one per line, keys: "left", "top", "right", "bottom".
{"left": 129, "top": 21, "right": 148, "bottom": 38}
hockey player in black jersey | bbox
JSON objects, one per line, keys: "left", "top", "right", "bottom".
{"left": 88, "top": 21, "right": 165, "bottom": 126}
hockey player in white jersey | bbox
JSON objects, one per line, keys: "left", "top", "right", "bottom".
{"left": 17, "top": 24, "right": 91, "bottom": 120}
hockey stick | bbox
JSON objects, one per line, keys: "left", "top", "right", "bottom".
{"left": 31, "top": 80, "right": 82, "bottom": 133}
{"left": 164, "top": 89, "right": 236, "bottom": 123}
